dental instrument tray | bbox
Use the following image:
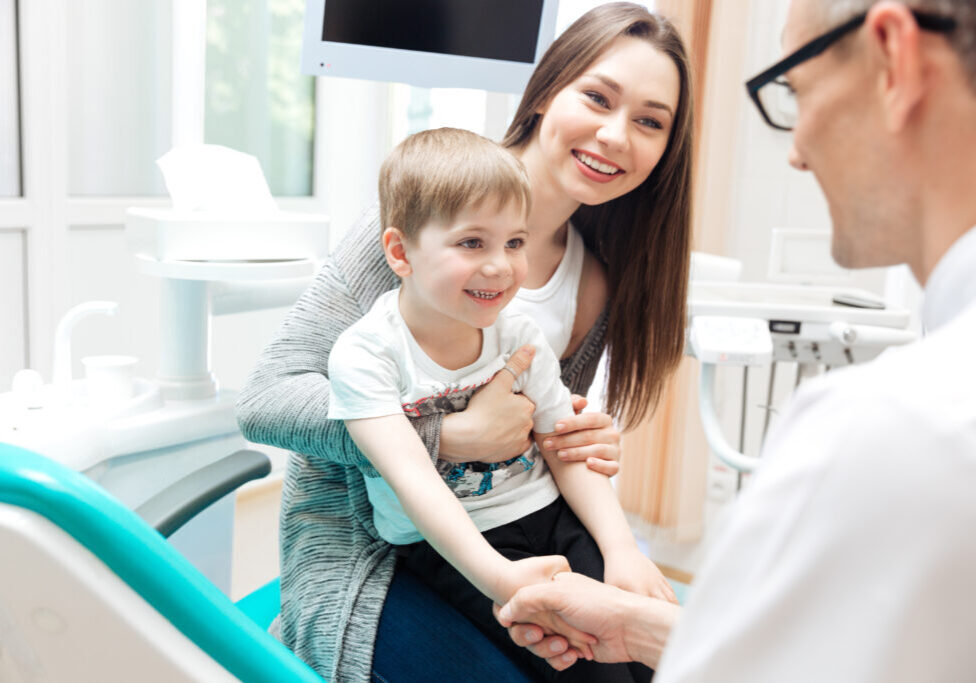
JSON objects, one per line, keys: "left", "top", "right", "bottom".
{"left": 126, "top": 208, "right": 329, "bottom": 262}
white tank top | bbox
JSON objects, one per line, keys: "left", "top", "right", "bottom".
{"left": 507, "top": 224, "right": 585, "bottom": 359}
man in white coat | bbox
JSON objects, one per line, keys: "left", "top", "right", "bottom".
{"left": 496, "top": 1, "right": 976, "bottom": 680}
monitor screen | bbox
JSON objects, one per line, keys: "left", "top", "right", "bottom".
{"left": 322, "top": 0, "right": 543, "bottom": 64}
{"left": 302, "top": 0, "right": 558, "bottom": 93}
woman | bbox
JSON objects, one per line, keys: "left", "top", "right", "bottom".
{"left": 236, "top": 3, "right": 693, "bottom": 681}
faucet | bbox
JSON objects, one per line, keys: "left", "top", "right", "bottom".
{"left": 52, "top": 301, "right": 119, "bottom": 396}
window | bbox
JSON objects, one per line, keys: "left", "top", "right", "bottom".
{"left": 390, "top": 86, "right": 488, "bottom": 144}
{"left": 204, "top": 0, "right": 315, "bottom": 197}
{"left": 0, "top": 0, "right": 20, "bottom": 197}
{"left": 66, "top": 1, "right": 173, "bottom": 196}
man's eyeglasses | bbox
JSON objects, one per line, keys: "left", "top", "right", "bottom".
{"left": 746, "top": 11, "right": 956, "bottom": 131}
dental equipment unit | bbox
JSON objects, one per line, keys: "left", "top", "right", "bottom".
{"left": 0, "top": 207, "right": 328, "bottom": 590}
{"left": 688, "top": 278, "right": 914, "bottom": 473}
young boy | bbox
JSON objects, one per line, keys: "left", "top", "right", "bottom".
{"left": 328, "top": 128, "right": 672, "bottom": 681}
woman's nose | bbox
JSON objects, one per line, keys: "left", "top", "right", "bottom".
{"left": 595, "top": 113, "right": 628, "bottom": 150}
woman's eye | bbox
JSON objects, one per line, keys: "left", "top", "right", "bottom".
{"left": 506, "top": 238, "right": 525, "bottom": 249}
{"left": 459, "top": 239, "right": 481, "bottom": 249}
{"left": 585, "top": 91, "right": 609, "bottom": 108}
{"left": 637, "top": 117, "right": 663, "bottom": 130}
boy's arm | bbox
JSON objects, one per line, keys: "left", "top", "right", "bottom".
{"left": 537, "top": 435, "right": 678, "bottom": 604}
{"left": 346, "top": 414, "right": 569, "bottom": 604}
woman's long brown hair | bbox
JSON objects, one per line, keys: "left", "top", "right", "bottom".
{"left": 503, "top": 2, "right": 693, "bottom": 429}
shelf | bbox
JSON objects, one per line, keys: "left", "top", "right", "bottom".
{"left": 134, "top": 255, "right": 316, "bottom": 282}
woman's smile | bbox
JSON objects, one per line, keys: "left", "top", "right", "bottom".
{"left": 573, "top": 149, "right": 624, "bottom": 182}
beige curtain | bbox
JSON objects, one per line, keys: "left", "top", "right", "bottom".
{"left": 618, "top": 0, "right": 746, "bottom": 543}
{"left": 617, "top": 357, "right": 709, "bottom": 542}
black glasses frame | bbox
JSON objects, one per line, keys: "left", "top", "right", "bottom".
{"left": 746, "top": 10, "right": 957, "bottom": 131}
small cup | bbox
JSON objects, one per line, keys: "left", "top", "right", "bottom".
{"left": 83, "top": 355, "right": 138, "bottom": 407}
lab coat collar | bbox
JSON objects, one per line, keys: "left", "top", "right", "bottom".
{"left": 922, "top": 225, "right": 976, "bottom": 332}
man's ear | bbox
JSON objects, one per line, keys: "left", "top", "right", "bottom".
{"left": 867, "top": 2, "right": 925, "bottom": 132}
{"left": 382, "top": 227, "right": 412, "bottom": 277}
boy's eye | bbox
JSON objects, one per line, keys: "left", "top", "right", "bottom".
{"left": 506, "top": 238, "right": 525, "bottom": 249}
{"left": 459, "top": 239, "right": 481, "bottom": 249}
{"left": 585, "top": 91, "right": 609, "bottom": 108}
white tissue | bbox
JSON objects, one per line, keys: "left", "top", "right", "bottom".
{"left": 156, "top": 145, "right": 278, "bottom": 214}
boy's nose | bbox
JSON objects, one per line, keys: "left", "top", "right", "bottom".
{"left": 481, "top": 252, "right": 512, "bottom": 278}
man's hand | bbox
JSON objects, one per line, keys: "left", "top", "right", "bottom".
{"left": 440, "top": 345, "right": 537, "bottom": 463}
{"left": 496, "top": 559, "right": 597, "bottom": 661}
{"left": 496, "top": 572, "right": 681, "bottom": 670}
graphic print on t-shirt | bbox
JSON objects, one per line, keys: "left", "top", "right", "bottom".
{"left": 403, "top": 385, "right": 537, "bottom": 497}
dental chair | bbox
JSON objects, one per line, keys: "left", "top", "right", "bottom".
{"left": 0, "top": 442, "right": 323, "bottom": 682}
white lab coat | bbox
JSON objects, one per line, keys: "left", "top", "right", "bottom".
{"left": 657, "top": 226, "right": 976, "bottom": 683}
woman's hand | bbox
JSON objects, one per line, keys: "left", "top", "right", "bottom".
{"left": 439, "top": 346, "right": 537, "bottom": 463}
{"left": 495, "top": 572, "right": 681, "bottom": 671}
{"left": 542, "top": 396, "right": 622, "bottom": 476}
{"left": 603, "top": 546, "right": 678, "bottom": 604}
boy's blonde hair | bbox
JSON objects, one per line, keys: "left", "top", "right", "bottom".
{"left": 379, "top": 127, "right": 531, "bottom": 240}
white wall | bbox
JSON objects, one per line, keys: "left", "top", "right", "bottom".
{"left": 727, "top": 0, "right": 887, "bottom": 293}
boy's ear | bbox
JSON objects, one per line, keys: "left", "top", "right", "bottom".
{"left": 382, "top": 227, "right": 412, "bottom": 277}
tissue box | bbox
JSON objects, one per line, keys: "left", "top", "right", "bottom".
{"left": 126, "top": 208, "right": 329, "bottom": 262}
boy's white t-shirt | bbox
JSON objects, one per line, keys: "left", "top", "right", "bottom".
{"left": 328, "top": 288, "right": 573, "bottom": 545}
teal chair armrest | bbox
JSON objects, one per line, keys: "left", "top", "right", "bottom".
{"left": 0, "top": 443, "right": 323, "bottom": 683}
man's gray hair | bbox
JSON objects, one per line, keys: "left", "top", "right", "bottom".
{"left": 821, "top": 0, "right": 975, "bottom": 90}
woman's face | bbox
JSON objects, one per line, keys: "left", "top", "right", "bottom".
{"left": 530, "top": 36, "right": 681, "bottom": 207}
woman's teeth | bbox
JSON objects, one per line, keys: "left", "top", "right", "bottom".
{"left": 575, "top": 151, "right": 621, "bottom": 175}
{"left": 468, "top": 290, "right": 501, "bottom": 300}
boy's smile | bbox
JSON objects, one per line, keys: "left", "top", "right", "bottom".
{"left": 396, "top": 198, "right": 529, "bottom": 354}
{"left": 465, "top": 288, "right": 504, "bottom": 303}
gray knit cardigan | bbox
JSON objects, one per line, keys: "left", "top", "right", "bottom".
{"left": 236, "top": 203, "right": 608, "bottom": 683}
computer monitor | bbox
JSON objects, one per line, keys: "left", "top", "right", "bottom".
{"left": 301, "top": 0, "right": 559, "bottom": 93}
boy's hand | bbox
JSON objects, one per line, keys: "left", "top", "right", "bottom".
{"left": 603, "top": 546, "right": 679, "bottom": 604}
{"left": 499, "top": 555, "right": 570, "bottom": 601}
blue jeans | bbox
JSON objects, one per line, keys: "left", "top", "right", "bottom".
{"left": 371, "top": 565, "right": 537, "bottom": 683}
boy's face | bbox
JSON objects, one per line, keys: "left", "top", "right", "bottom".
{"left": 400, "top": 198, "right": 529, "bottom": 331}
